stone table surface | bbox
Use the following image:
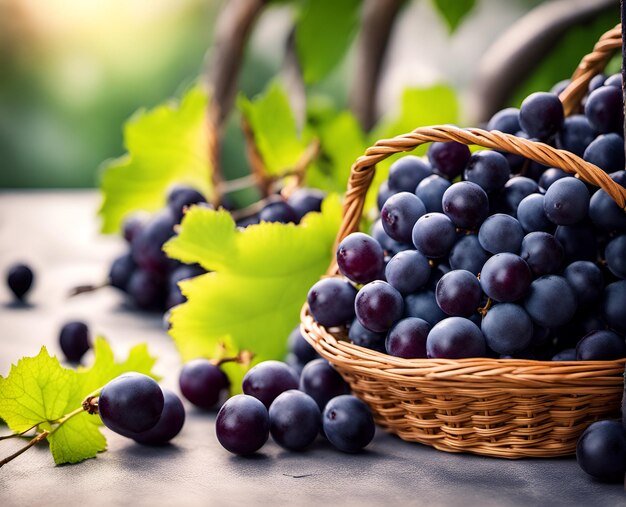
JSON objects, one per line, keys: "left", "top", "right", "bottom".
{"left": 0, "top": 191, "right": 624, "bottom": 507}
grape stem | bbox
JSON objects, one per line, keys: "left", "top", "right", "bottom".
{"left": 478, "top": 298, "right": 493, "bottom": 317}
{"left": 211, "top": 350, "right": 255, "bottom": 368}
{"left": 0, "top": 423, "right": 39, "bottom": 441}
{"left": 0, "top": 387, "right": 104, "bottom": 468}
{"left": 0, "top": 430, "right": 49, "bottom": 468}
{"left": 68, "top": 281, "right": 108, "bottom": 298}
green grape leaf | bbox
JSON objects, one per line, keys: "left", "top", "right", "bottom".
{"left": 307, "top": 111, "right": 368, "bottom": 194}
{"left": 99, "top": 85, "right": 213, "bottom": 234}
{"left": 432, "top": 0, "right": 476, "bottom": 33}
{"left": 237, "top": 81, "right": 311, "bottom": 177}
{"left": 0, "top": 340, "right": 159, "bottom": 465}
{"left": 295, "top": 0, "right": 361, "bottom": 84}
{"left": 0, "top": 348, "right": 74, "bottom": 433}
{"left": 366, "top": 85, "right": 459, "bottom": 215}
{"left": 164, "top": 196, "right": 342, "bottom": 392}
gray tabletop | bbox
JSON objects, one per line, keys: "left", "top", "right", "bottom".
{"left": 0, "top": 191, "right": 624, "bottom": 507}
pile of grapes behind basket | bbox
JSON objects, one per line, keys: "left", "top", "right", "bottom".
{"left": 301, "top": 24, "right": 626, "bottom": 459}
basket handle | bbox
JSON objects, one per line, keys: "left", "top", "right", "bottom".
{"left": 559, "top": 23, "right": 621, "bottom": 115}
{"left": 330, "top": 125, "right": 626, "bottom": 273}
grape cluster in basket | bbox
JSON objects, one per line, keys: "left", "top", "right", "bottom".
{"left": 307, "top": 73, "right": 626, "bottom": 362}
{"left": 109, "top": 185, "right": 324, "bottom": 311}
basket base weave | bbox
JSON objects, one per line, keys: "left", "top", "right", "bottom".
{"left": 301, "top": 305, "right": 625, "bottom": 459}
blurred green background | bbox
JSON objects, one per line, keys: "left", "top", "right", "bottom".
{"left": 0, "top": 0, "right": 617, "bottom": 189}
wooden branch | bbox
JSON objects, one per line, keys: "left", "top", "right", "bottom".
{"left": 350, "top": 0, "right": 403, "bottom": 131}
{"left": 468, "top": 0, "right": 615, "bottom": 125}
{"left": 282, "top": 27, "right": 307, "bottom": 132}
{"left": 206, "top": 0, "right": 267, "bottom": 205}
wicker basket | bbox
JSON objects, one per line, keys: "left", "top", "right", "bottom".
{"left": 300, "top": 24, "right": 626, "bottom": 459}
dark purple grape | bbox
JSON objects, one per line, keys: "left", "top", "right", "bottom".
{"left": 481, "top": 304, "right": 533, "bottom": 355}
{"left": 268, "top": 390, "right": 321, "bottom": 451}
{"left": 236, "top": 214, "right": 260, "bottom": 228}
{"left": 377, "top": 181, "right": 395, "bottom": 211}
{"left": 519, "top": 232, "right": 563, "bottom": 276}
{"left": 524, "top": 275, "right": 577, "bottom": 328}
{"left": 602, "top": 281, "right": 626, "bottom": 334}
{"left": 242, "top": 360, "right": 299, "bottom": 409}
{"left": 307, "top": 278, "right": 357, "bottom": 327}
{"left": 576, "top": 420, "right": 626, "bottom": 482}
{"left": 299, "top": 359, "right": 350, "bottom": 410}
{"left": 322, "top": 395, "right": 375, "bottom": 453}
{"left": 426, "top": 317, "right": 486, "bottom": 358}
{"left": 584, "top": 133, "right": 626, "bottom": 174}
{"left": 519, "top": 92, "right": 564, "bottom": 140}
{"left": 387, "top": 156, "right": 432, "bottom": 192}
{"left": 563, "top": 261, "right": 604, "bottom": 306}
{"left": 6, "top": 263, "right": 34, "bottom": 301}
{"left": 516, "top": 194, "right": 554, "bottom": 233}
{"left": 122, "top": 213, "right": 147, "bottom": 244}
{"left": 538, "top": 168, "right": 571, "bottom": 191}
{"left": 576, "top": 330, "right": 626, "bottom": 360}
{"left": 448, "top": 234, "right": 489, "bottom": 275}
{"left": 414, "top": 174, "right": 451, "bottom": 213}
{"left": 98, "top": 373, "right": 164, "bottom": 435}
{"left": 502, "top": 177, "right": 539, "bottom": 215}
{"left": 288, "top": 326, "right": 318, "bottom": 364}
{"left": 487, "top": 107, "right": 520, "bottom": 134}
{"left": 215, "top": 394, "right": 269, "bottom": 455}
{"left": 463, "top": 151, "right": 510, "bottom": 194}
{"left": 179, "top": 359, "right": 230, "bottom": 409}
{"left": 131, "top": 388, "right": 185, "bottom": 445}
{"left": 131, "top": 210, "right": 177, "bottom": 273}
{"left": 404, "top": 291, "right": 447, "bottom": 327}
{"left": 384, "top": 250, "right": 430, "bottom": 295}
{"left": 348, "top": 318, "right": 386, "bottom": 352}
{"left": 554, "top": 222, "right": 598, "bottom": 262}
{"left": 128, "top": 266, "right": 168, "bottom": 309}
{"left": 109, "top": 253, "right": 136, "bottom": 291}
{"left": 441, "top": 182, "right": 489, "bottom": 230}
{"left": 604, "top": 73, "right": 622, "bottom": 87}
{"left": 556, "top": 115, "right": 596, "bottom": 157}
{"left": 167, "top": 186, "right": 207, "bottom": 222}
{"left": 287, "top": 188, "right": 325, "bottom": 221}
{"left": 605, "top": 235, "right": 626, "bottom": 279}
{"left": 59, "top": 321, "right": 91, "bottom": 363}
{"left": 127, "top": 269, "right": 167, "bottom": 311}
{"left": 478, "top": 214, "right": 524, "bottom": 254}
{"left": 385, "top": 317, "right": 430, "bottom": 358}
{"left": 584, "top": 85, "right": 624, "bottom": 133}
{"left": 543, "top": 177, "right": 590, "bottom": 226}
{"left": 370, "top": 219, "right": 412, "bottom": 257}
{"left": 259, "top": 201, "right": 298, "bottom": 224}
{"left": 588, "top": 74, "right": 607, "bottom": 92}
{"left": 589, "top": 188, "right": 626, "bottom": 234}
{"left": 381, "top": 192, "right": 426, "bottom": 243}
{"left": 412, "top": 213, "right": 457, "bottom": 258}
{"left": 427, "top": 141, "right": 471, "bottom": 180}
{"left": 435, "top": 270, "right": 482, "bottom": 317}
{"left": 355, "top": 281, "right": 404, "bottom": 332}
{"left": 479, "top": 253, "right": 532, "bottom": 303}
{"left": 552, "top": 349, "right": 576, "bottom": 361}
{"left": 336, "top": 232, "right": 384, "bottom": 284}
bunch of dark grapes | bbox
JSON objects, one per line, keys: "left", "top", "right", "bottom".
{"left": 176, "top": 348, "right": 374, "bottom": 455}
{"left": 307, "top": 72, "right": 626, "bottom": 364}
{"left": 108, "top": 186, "right": 325, "bottom": 312}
